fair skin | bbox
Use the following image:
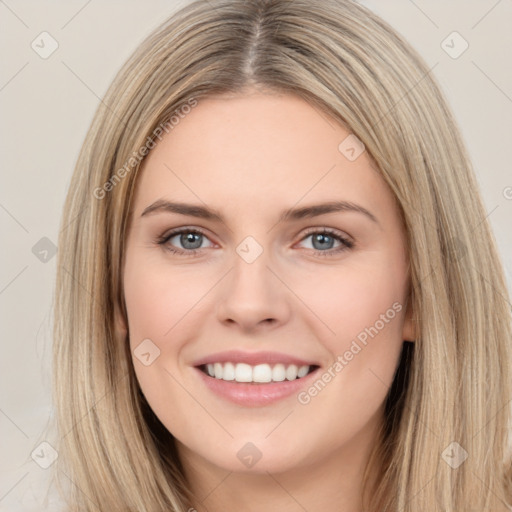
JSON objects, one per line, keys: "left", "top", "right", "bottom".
{"left": 120, "top": 89, "right": 415, "bottom": 512}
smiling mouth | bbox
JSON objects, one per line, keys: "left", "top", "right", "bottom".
{"left": 198, "top": 362, "right": 320, "bottom": 384}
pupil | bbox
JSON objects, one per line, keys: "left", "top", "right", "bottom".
{"left": 313, "top": 233, "right": 333, "bottom": 250}
{"left": 182, "top": 233, "right": 201, "bottom": 249}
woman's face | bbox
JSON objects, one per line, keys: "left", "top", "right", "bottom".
{"left": 121, "top": 90, "right": 414, "bottom": 476}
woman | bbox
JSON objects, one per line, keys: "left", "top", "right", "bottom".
{"left": 52, "top": 0, "right": 512, "bottom": 510}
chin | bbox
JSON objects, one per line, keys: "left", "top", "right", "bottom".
{"left": 186, "top": 438, "right": 309, "bottom": 475}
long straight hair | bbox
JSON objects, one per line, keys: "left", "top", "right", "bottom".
{"left": 52, "top": 0, "right": 512, "bottom": 510}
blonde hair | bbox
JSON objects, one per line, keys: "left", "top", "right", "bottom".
{"left": 52, "top": 0, "right": 512, "bottom": 510}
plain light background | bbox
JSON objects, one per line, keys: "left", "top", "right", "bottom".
{"left": 1, "top": 0, "right": 511, "bottom": 510}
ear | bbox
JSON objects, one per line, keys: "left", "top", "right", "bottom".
{"left": 401, "top": 299, "right": 416, "bottom": 342}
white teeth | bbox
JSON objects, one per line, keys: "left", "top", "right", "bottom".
{"left": 297, "top": 365, "right": 309, "bottom": 378}
{"left": 253, "top": 364, "right": 272, "bottom": 383}
{"left": 235, "top": 363, "right": 253, "bottom": 382}
{"left": 214, "top": 362, "right": 223, "bottom": 379}
{"left": 272, "top": 363, "right": 286, "bottom": 382}
{"left": 223, "top": 362, "right": 235, "bottom": 381}
{"left": 203, "top": 362, "right": 312, "bottom": 383}
{"left": 285, "top": 364, "right": 298, "bottom": 380}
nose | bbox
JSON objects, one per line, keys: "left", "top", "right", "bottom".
{"left": 215, "top": 246, "right": 291, "bottom": 333}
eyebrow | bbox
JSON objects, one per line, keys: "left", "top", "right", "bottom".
{"left": 140, "top": 199, "right": 379, "bottom": 225}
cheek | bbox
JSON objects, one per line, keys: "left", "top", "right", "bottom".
{"left": 293, "top": 254, "right": 408, "bottom": 409}
{"left": 123, "top": 259, "right": 205, "bottom": 343}
{"left": 123, "top": 258, "right": 193, "bottom": 402}
{"left": 123, "top": 258, "right": 201, "bottom": 432}
{"left": 299, "top": 254, "right": 407, "bottom": 346}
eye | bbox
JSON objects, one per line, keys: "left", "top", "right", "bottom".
{"left": 155, "top": 227, "right": 214, "bottom": 257}
{"left": 155, "top": 227, "right": 354, "bottom": 258}
{"left": 297, "top": 228, "right": 354, "bottom": 257}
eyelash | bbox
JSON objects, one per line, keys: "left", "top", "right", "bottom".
{"left": 155, "top": 227, "right": 354, "bottom": 258}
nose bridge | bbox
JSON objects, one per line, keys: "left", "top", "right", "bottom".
{"left": 215, "top": 234, "right": 290, "bottom": 329}
{"left": 231, "top": 234, "right": 275, "bottom": 300}
{"left": 235, "top": 235, "right": 266, "bottom": 267}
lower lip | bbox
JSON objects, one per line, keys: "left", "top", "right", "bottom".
{"left": 194, "top": 366, "right": 320, "bottom": 407}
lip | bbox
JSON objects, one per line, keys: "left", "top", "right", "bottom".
{"left": 191, "top": 350, "right": 319, "bottom": 367}
{"left": 193, "top": 364, "right": 321, "bottom": 407}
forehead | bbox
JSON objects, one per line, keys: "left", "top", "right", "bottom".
{"left": 131, "top": 92, "right": 394, "bottom": 222}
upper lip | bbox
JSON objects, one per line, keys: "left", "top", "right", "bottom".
{"left": 192, "top": 350, "right": 319, "bottom": 367}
